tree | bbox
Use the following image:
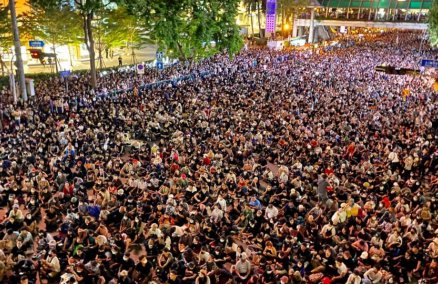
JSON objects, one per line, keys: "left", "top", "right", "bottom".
{"left": 31, "top": 0, "right": 118, "bottom": 88}
{"left": 278, "top": 0, "right": 310, "bottom": 37}
{"left": 256, "top": 0, "right": 264, "bottom": 38}
{"left": 0, "top": 4, "right": 31, "bottom": 76}
{"left": 74, "top": 0, "right": 113, "bottom": 88}
{"left": 0, "top": 4, "right": 12, "bottom": 76}
{"left": 124, "top": 0, "right": 243, "bottom": 61}
{"left": 429, "top": 0, "right": 438, "bottom": 46}
{"left": 23, "top": 2, "right": 83, "bottom": 72}
{"left": 93, "top": 6, "right": 149, "bottom": 68}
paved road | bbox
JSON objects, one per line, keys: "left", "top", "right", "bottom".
{"left": 25, "top": 46, "right": 158, "bottom": 74}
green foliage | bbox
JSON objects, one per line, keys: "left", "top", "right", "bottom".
{"left": 124, "top": 0, "right": 243, "bottom": 60}
{"left": 429, "top": 0, "right": 438, "bottom": 46}
{"left": 94, "top": 6, "right": 150, "bottom": 51}
{"left": 23, "top": 2, "right": 83, "bottom": 47}
{"left": 0, "top": 4, "right": 12, "bottom": 51}
{"left": 278, "top": 0, "right": 310, "bottom": 15}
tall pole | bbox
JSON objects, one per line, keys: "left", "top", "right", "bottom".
{"left": 309, "top": 7, "right": 315, "bottom": 43}
{"left": 9, "top": 0, "right": 27, "bottom": 102}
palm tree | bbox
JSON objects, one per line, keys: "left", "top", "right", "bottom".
{"left": 243, "top": 0, "right": 255, "bottom": 36}
{"left": 256, "top": 0, "right": 263, "bottom": 38}
{"left": 243, "top": 0, "right": 258, "bottom": 37}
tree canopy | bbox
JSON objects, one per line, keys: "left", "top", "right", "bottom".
{"left": 0, "top": 3, "right": 13, "bottom": 51}
{"left": 124, "top": 0, "right": 243, "bottom": 60}
{"left": 94, "top": 6, "right": 150, "bottom": 51}
{"left": 23, "top": 2, "right": 83, "bottom": 47}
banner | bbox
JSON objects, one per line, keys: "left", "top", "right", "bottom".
{"left": 266, "top": 0, "right": 277, "bottom": 35}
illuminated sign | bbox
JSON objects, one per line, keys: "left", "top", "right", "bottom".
{"left": 266, "top": 0, "right": 277, "bottom": 34}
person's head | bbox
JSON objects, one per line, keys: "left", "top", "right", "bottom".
{"left": 123, "top": 253, "right": 130, "bottom": 261}
{"left": 20, "top": 275, "right": 28, "bottom": 284}
{"left": 169, "top": 270, "right": 178, "bottom": 280}
{"left": 76, "top": 247, "right": 83, "bottom": 256}
{"left": 140, "top": 255, "right": 148, "bottom": 264}
{"left": 119, "top": 270, "right": 128, "bottom": 278}
{"left": 76, "top": 263, "right": 85, "bottom": 273}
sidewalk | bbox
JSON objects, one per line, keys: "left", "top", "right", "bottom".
{"left": 26, "top": 46, "right": 157, "bottom": 74}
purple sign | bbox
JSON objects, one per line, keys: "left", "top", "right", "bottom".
{"left": 266, "top": 0, "right": 277, "bottom": 34}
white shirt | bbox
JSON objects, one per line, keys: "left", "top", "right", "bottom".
{"left": 46, "top": 255, "right": 61, "bottom": 272}
{"left": 265, "top": 206, "right": 278, "bottom": 220}
{"left": 337, "top": 262, "right": 348, "bottom": 275}
{"left": 331, "top": 209, "right": 347, "bottom": 225}
{"left": 346, "top": 273, "right": 361, "bottom": 284}
{"left": 388, "top": 151, "right": 399, "bottom": 163}
{"left": 216, "top": 198, "right": 227, "bottom": 211}
{"left": 364, "top": 268, "right": 382, "bottom": 284}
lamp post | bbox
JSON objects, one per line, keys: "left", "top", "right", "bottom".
{"left": 9, "top": 53, "right": 17, "bottom": 104}
{"left": 9, "top": 0, "right": 27, "bottom": 102}
{"left": 283, "top": 23, "right": 290, "bottom": 38}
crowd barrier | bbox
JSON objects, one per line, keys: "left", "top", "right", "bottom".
{"left": 96, "top": 52, "right": 298, "bottom": 99}
{"left": 97, "top": 70, "right": 213, "bottom": 99}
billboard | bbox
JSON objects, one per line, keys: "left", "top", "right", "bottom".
{"left": 266, "top": 0, "right": 277, "bottom": 35}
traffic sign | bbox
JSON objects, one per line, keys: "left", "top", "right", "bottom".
{"left": 421, "top": 59, "right": 438, "bottom": 68}
{"left": 137, "top": 64, "right": 145, "bottom": 74}
{"left": 29, "top": 40, "right": 45, "bottom": 48}
{"left": 60, "top": 70, "right": 71, "bottom": 78}
{"left": 157, "top": 62, "right": 164, "bottom": 70}
{"left": 156, "top": 51, "right": 164, "bottom": 61}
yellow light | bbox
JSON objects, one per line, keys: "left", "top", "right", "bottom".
{"left": 284, "top": 23, "right": 290, "bottom": 30}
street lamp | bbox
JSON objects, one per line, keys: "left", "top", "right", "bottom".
{"left": 283, "top": 23, "right": 291, "bottom": 38}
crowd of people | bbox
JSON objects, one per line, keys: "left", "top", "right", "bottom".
{"left": 0, "top": 31, "right": 437, "bottom": 284}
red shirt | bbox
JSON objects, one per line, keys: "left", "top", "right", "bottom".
{"left": 203, "top": 157, "right": 211, "bottom": 165}
{"left": 63, "top": 184, "right": 74, "bottom": 196}
{"left": 382, "top": 196, "right": 391, "bottom": 208}
{"left": 171, "top": 163, "right": 180, "bottom": 172}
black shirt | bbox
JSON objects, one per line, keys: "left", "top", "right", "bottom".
{"left": 135, "top": 261, "right": 153, "bottom": 278}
